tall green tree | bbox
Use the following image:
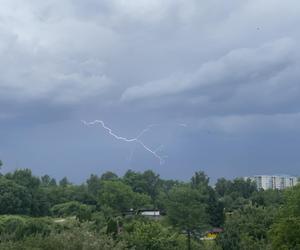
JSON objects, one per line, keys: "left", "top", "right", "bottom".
{"left": 191, "top": 171, "right": 224, "bottom": 227}
{"left": 98, "top": 180, "right": 151, "bottom": 214}
{"left": 269, "top": 185, "right": 300, "bottom": 249}
{"left": 231, "top": 178, "right": 257, "bottom": 199}
{"left": 191, "top": 171, "right": 209, "bottom": 189}
{"left": 0, "top": 178, "right": 32, "bottom": 214}
{"left": 101, "top": 171, "right": 118, "bottom": 181}
{"left": 41, "top": 175, "right": 51, "bottom": 186}
{"left": 123, "top": 170, "right": 161, "bottom": 201}
{"left": 4, "top": 169, "right": 51, "bottom": 216}
{"left": 215, "top": 178, "right": 257, "bottom": 212}
{"left": 87, "top": 174, "right": 101, "bottom": 197}
{"left": 217, "top": 205, "right": 276, "bottom": 250}
{"left": 6, "top": 169, "right": 40, "bottom": 190}
{"left": 59, "top": 177, "right": 70, "bottom": 187}
{"left": 251, "top": 189, "right": 284, "bottom": 208}
{"left": 215, "top": 178, "right": 233, "bottom": 197}
{"left": 166, "top": 185, "right": 209, "bottom": 250}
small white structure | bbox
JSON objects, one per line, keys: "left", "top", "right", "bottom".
{"left": 245, "top": 175, "right": 298, "bottom": 190}
{"left": 140, "top": 211, "right": 160, "bottom": 216}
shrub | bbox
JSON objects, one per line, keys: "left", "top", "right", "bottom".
{"left": 51, "top": 201, "right": 93, "bottom": 221}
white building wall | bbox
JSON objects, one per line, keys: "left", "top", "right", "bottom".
{"left": 246, "top": 175, "right": 298, "bottom": 190}
{"left": 141, "top": 211, "right": 160, "bottom": 216}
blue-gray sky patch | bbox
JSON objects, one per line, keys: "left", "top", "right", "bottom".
{"left": 0, "top": 0, "right": 300, "bottom": 182}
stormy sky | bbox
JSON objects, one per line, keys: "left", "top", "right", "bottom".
{"left": 1, "top": 0, "right": 300, "bottom": 183}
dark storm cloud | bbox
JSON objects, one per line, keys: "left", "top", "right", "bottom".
{"left": 1, "top": 0, "right": 300, "bottom": 181}
{"left": 122, "top": 38, "right": 297, "bottom": 105}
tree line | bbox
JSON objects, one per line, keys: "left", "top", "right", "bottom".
{"left": 0, "top": 164, "right": 299, "bottom": 249}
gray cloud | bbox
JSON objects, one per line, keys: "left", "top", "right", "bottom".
{"left": 1, "top": 0, "right": 300, "bottom": 181}
{"left": 195, "top": 112, "right": 300, "bottom": 134}
{"left": 121, "top": 38, "right": 296, "bottom": 102}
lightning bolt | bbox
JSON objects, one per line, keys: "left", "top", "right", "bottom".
{"left": 81, "top": 120, "right": 167, "bottom": 164}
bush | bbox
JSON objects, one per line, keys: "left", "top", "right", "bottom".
{"left": 123, "top": 220, "right": 186, "bottom": 250}
{"left": 0, "top": 216, "right": 62, "bottom": 241}
{"left": 0, "top": 226, "right": 127, "bottom": 250}
{"left": 0, "top": 216, "right": 26, "bottom": 240}
{"left": 51, "top": 201, "right": 93, "bottom": 221}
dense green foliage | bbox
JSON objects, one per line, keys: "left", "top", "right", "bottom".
{"left": 123, "top": 220, "right": 186, "bottom": 250}
{"left": 0, "top": 165, "right": 299, "bottom": 249}
{"left": 269, "top": 185, "right": 300, "bottom": 249}
{"left": 217, "top": 205, "right": 276, "bottom": 249}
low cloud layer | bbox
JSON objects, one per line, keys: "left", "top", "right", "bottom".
{"left": 122, "top": 38, "right": 297, "bottom": 104}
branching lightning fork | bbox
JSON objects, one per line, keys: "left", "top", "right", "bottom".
{"left": 81, "top": 120, "right": 166, "bottom": 164}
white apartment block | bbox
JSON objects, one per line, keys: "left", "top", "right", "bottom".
{"left": 245, "top": 175, "right": 298, "bottom": 190}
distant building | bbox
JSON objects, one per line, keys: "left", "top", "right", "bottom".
{"left": 139, "top": 210, "right": 160, "bottom": 216}
{"left": 245, "top": 175, "right": 298, "bottom": 190}
{"left": 123, "top": 209, "right": 162, "bottom": 219}
{"left": 137, "top": 209, "right": 161, "bottom": 220}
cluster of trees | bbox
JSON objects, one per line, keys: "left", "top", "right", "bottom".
{"left": 0, "top": 163, "right": 299, "bottom": 249}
